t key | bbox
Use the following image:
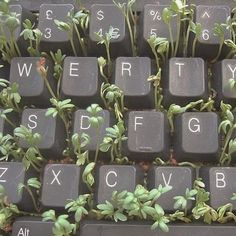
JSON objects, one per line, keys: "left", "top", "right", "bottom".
{"left": 19, "top": 109, "right": 66, "bottom": 158}
{"left": 200, "top": 167, "right": 236, "bottom": 209}
{"left": 147, "top": 166, "right": 195, "bottom": 212}
{"left": 88, "top": 4, "right": 130, "bottom": 57}
{"left": 41, "top": 164, "right": 83, "bottom": 208}
{"left": 10, "top": 57, "right": 55, "bottom": 107}
{"left": 194, "top": 5, "right": 231, "bottom": 59}
{"left": 95, "top": 165, "right": 143, "bottom": 204}
{"left": 139, "top": 5, "right": 177, "bottom": 56}
{"left": 212, "top": 59, "right": 236, "bottom": 107}
{"left": 61, "top": 57, "right": 102, "bottom": 107}
{"left": 126, "top": 111, "right": 169, "bottom": 161}
{"left": 174, "top": 112, "right": 220, "bottom": 162}
{"left": 38, "top": 4, "right": 76, "bottom": 54}
{"left": 163, "top": 58, "right": 207, "bottom": 107}
{"left": 0, "top": 162, "right": 37, "bottom": 211}
{"left": 115, "top": 57, "right": 153, "bottom": 108}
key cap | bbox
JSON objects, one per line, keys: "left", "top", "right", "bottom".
{"left": 200, "top": 167, "right": 236, "bottom": 209}
{"left": 0, "top": 5, "right": 36, "bottom": 55}
{"left": 41, "top": 164, "right": 83, "bottom": 208}
{"left": 9, "top": 57, "right": 55, "bottom": 107}
{"left": 95, "top": 165, "right": 143, "bottom": 204}
{"left": 139, "top": 5, "right": 177, "bottom": 56}
{"left": 80, "top": 221, "right": 236, "bottom": 236}
{"left": 194, "top": 5, "right": 231, "bottom": 59}
{"left": 174, "top": 112, "right": 220, "bottom": 162}
{"left": 147, "top": 166, "right": 195, "bottom": 212}
{"left": 12, "top": 217, "right": 53, "bottom": 236}
{"left": 19, "top": 109, "right": 66, "bottom": 158}
{"left": 10, "top": 0, "right": 75, "bottom": 12}
{"left": 125, "top": 111, "right": 169, "bottom": 161}
{"left": 163, "top": 57, "right": 207, "bottom": 107}
{"left": 115, "top": 57, "right": 153, "bottom": 108}
{"left": 0, "top": 162, "right": 37, "bottom": 211}
{"left": 38, "top": 4, "right": 77, "bottom": 54}
{"left": 73, "top": 109, "right": 111, "bottom": 157}
{"left": 61, "top": 57, "right": 102, "bottom": 107}
{"left": 190, "top": 0, "right": 236, "bottom": 10}
{"left": 212, "top": 59, "right": 236, "bottom": 107}
{"left": 88, "top": 4, "right": 131, "bottom": 57}
{"left": 0, "top": 60, "right": 10, "bottom": 81}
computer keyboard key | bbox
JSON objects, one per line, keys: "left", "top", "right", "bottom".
{"left": 174, "top": 112, "right": 220, "bottom": 162}
{"left": 38, "top": 4, "right": 76, "bottom": 54}
{"left": 115, "top": 57, "right": 153, "bottom": 108}
{"left": 9, "top": 57, "right": 55, "bottom": 107}
{"left": 200, "top": 167, "right": 236, "bottom": 209}
{"left": 139, "top": 5, "right": 177, "bottom": 56}
{"left": 190, "top": 0, "right": 236, "bottom": 10}
{"left": 194, "top": 5, "right": 231, "bottom": 59}
{"left": 80, "top": 221, "right": 236, "bottom": 236}
{"left": 0, "top": 162, "right": 36, "bottom": 211}
{"left": 61, "top": 57, "right": 101, "bottom": 107}
{"left": 126, "top": 111, "right": 169, "bottom": 161}
{"left": 19, "top": 109, "right": 66, "bottom": 158}
{"left": 88, "top": 4, "right": 130, "bottom": 57}
{"left": 0, "top": 60, "right": 10, "bottom": 81}
{"left": 95, "top": 165, "right": 143, "bottom": 204}
{"left": 212, "top": 59, "right": 236, "bottom": 107}
{"left": 41, "top": 164, "right": 83, "bottom": 208}
{"left": 163, "top": 58, "right": 207, "bottom": 107}
{"left": 73, "top": 109, "right": 111, "bottom": 155}
{"left": 147, "top": 166, "right": 195, "bottom": 212}
{"left": 12, "top": 217, "right": 53, "bottom": 236}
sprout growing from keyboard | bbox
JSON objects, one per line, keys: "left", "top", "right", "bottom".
{"left": 224, "top": 39, "right": 236, "bottom": 59}
{"left": 190, "top": 21, "right": 202, "bottom": 57}
{"left": 100, "top": 121, "right": 128, "bottom": 164}
{"left": 113, "top": 0, "right": 137, "bottom": 56}
{"left": 42, "top": 210, "right": 76, "bottom": 236}
{"left": 0, "top": 0, "right": 21, "bottom": 62}
{"left": 87, "top": 104, "right": 104, "bottom": 163}
{"left": 0, "top": 133, "right": 16, "bottom": 161}
{"left": 218, "top": 102, "right": 236, "bottom": 165}
{"left": 82, "top": 162, "right": 95, "bottom": 192}
{"left": 98, "top": 57, "right": 109, "bottom": 83}
{"left": 20, "top": 19, "right": 42, "bottom": 57}
{"left": 18, "top": 178, "right": 41, "bottom": 213}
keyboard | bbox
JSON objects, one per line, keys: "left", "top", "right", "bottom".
{"left": 0, "top": 0, "right": 236, "bottom": 235}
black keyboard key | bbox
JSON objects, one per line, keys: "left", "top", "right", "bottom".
{"left": 73, "top": 109, "right": 111, "bottom": 154}
{"left": 9, "top": 57, "right": 55, "bottom": 107}
{"left": 190, "top": 0, "right": 236, "bottom": 9}
{"left": 19, "top": 109, "right": 66, "bottom": 158}
{"left": 0, "top": 61, "right": 10, "bottom": 81}
{"left": 12, "top": 217, "right": 53, "bottom": 236}
{"left": 80, "top": 221, "right": 236, "bottom": 235}
{"left": 61, "top": 57, "right": 101, "bottom": 107}
{"left": 139, "top": 5, "right": 177, "bottom": 56}
{"left": 95, "top": 165, "right": 143, "bottom": 204}
{"left": 115, "top": 57, "right": 153, "bottom": 108}
{"left": 41, "top": 164, "right": 83, "bottom": 208}
{"left": 147, "top": 166, "right": 195, "bottom": 212}
{"left": 88, "top": 4, "right": 130, "bottom": 57}
{"left": 163, "top": 58, "right": 207, "bottom": 107}
{"left": 200, "top": 167, "right": 236, "bottom": 209}
{"left": 126, "top": 111, "right": 169, "bottom": 161}
{"left": 213, "top": 59, "right": 236, "bottom": 107}
{"left": 38, "top": 4, "right": 76, "bottom": 54}
{"left": 194, "top": 5, "right": 231, "bottom": 59}
{"left": 174, "top": 112, "right": 220, "bottom": 162}
{"left": 10, "top": 0, "right": 75, "bottom": 12}
{"left": 0, "top": 162, "right": 36, "bottom": 211}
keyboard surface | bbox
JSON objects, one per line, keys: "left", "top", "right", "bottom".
{"left": 0, "top": 0, "right": 236, "bottom": 235}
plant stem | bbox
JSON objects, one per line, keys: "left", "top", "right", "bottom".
{"left": 192, "top": 37, "right": 198, "bottom": 57}
{"left": 70, "top": 37, "right": 78, "bottom": 56}
{"left": 5, "top": 117, "right": 16, "bottom": 128}
{"left": 211, "top": 38, "right": 224, "bottom": 63}
{"left": 174, "top": 13, "right": 181, "bottom": 56}
{"left": 94, "top": 127, "right": 100, "bottom": 163}
{"left": 168, "top": 24, "right": 175, "bottom": 57}
{"left": 41, "top": 74, "right": 57, "bottom": 99}
{"left": 74, "top": 23, "right": 87, "bottom": 56}
{"left": 183, "top": 24, "right": 190, "bottom": 57}
{"left": 125, "top": 15, "right": 136, "bottom": 56}
{"left": 24, "top": 186, "right": 40, "bottom": 213}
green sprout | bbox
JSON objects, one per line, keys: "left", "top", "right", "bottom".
{"left": 98, "top": 57, "right": 109, "bottom": 83}
{"left": 0, "top": 108, "right": 16, "bottom": 128}
{"left": 18, "top": 178, "right": 41, "bottom": 213}
{"left": 100, "top": 121, "right": 128, "bottom": 164}
{"left": 42, "top": 210, "right": 76, "bottom": 236}
{"left": 113, "top": 0, "right": 137, "bottom": 56}
{"left": 225, "top": 39, "right": 236, "bottom": 59}
{"left": 189, "top": 21, "right": 202, "bottom": 57}
{"left": 86, "top": 104, "right": 104, "bottom": 163}
{"left": 82, "top": 162, "right": 95, "bottom": 192}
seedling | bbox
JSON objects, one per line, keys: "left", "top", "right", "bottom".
{"left": 100, "top": 121, "right": 128, "bottom": 163}
{"left": 42, "top": 210, "right": 76, "bottom": 236}
{"left": 18, "top": 178, "right": 41, "bottom": 213}
{"left": 20, "top": 19, "right": 42, "bottom": 57}
{"left": 0, "top": 108, "right": 16, "bottom": 128}
{"left": 0, "top": 133, "right": 16, "bottom": 161}
{"left": 82, "top": 162, "right": 95, "bottom": 192}
{"left": 98, "top": 57, "right": 109, "bottom": 83}
{"left": 113, "top": 0, "right": 137, "bottom": 56}
{"left": 189, "top": 21, "right": 202, "bottom": 57}
{"left": 225, "top": 39, "right": 236, "bottom": 59}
